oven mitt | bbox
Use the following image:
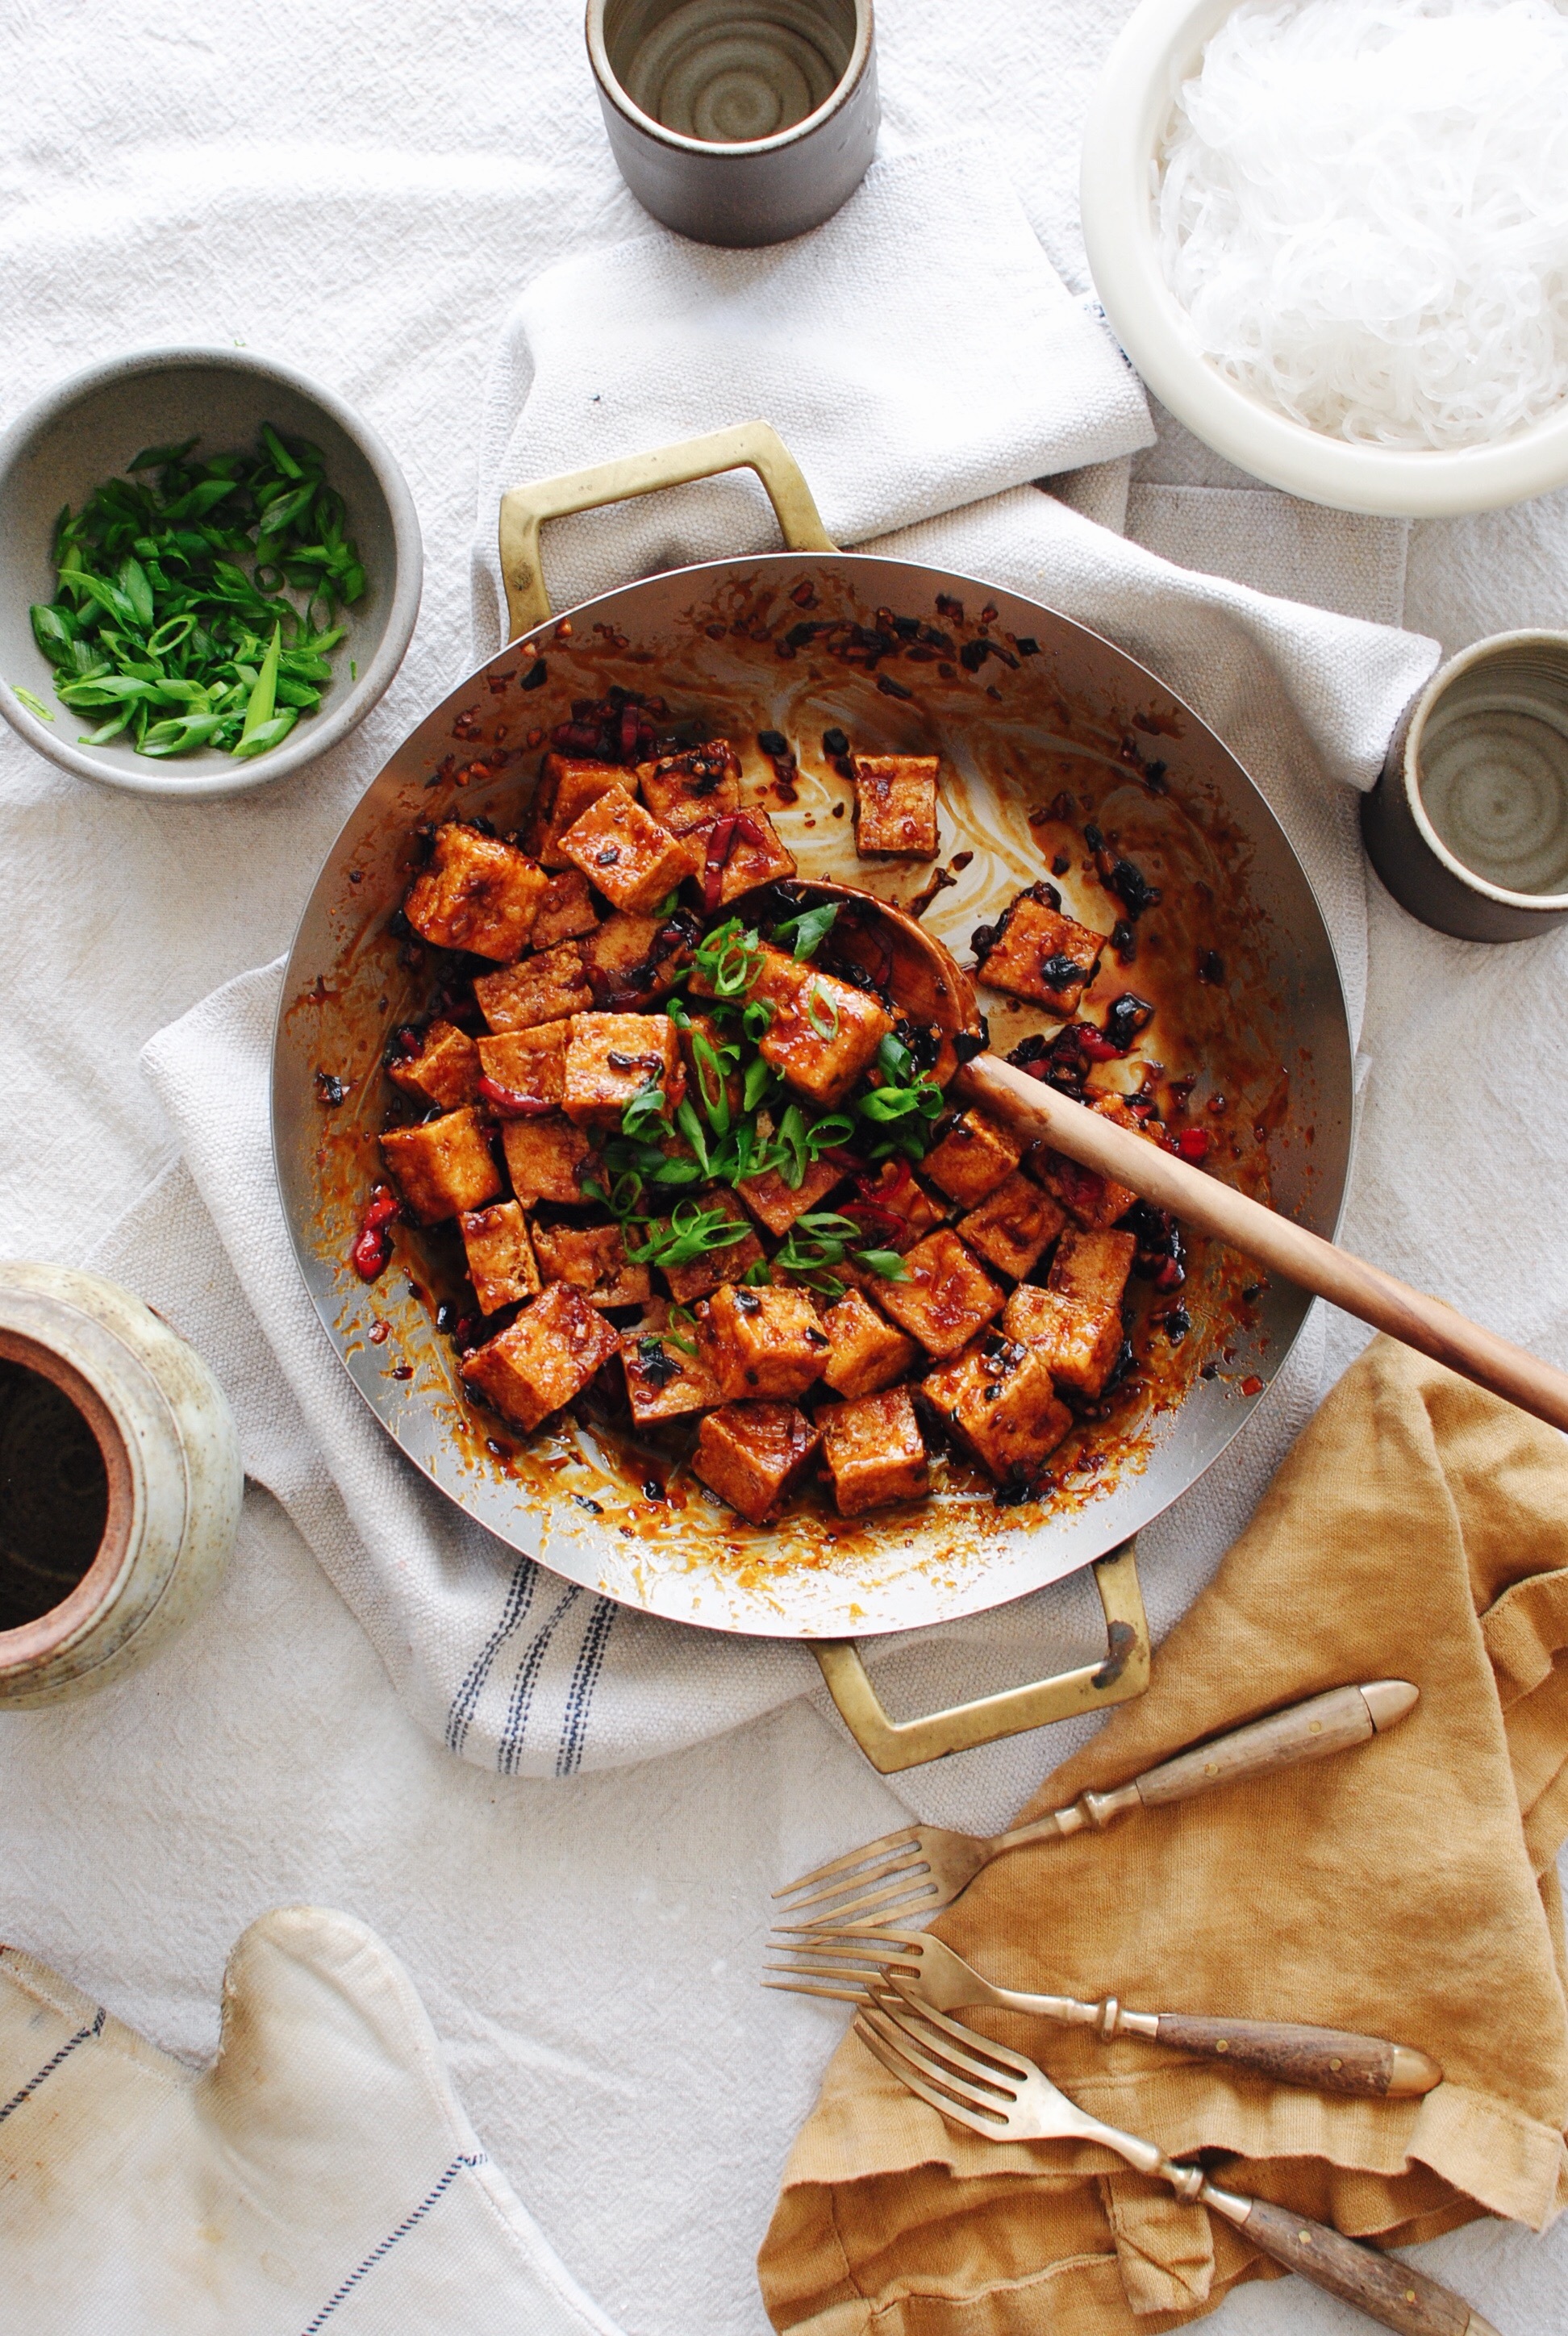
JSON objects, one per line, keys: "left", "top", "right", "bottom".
{"left": 0, "top": 1904, "right": 622, "bottom": 2336}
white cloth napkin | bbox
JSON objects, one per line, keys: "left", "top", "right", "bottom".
{"left": 0, "top": 1906, "right": 621, "bottom": 2336}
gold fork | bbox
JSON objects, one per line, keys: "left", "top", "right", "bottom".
{"left": 776, "top": 1680, "right": 1417, "bottom": 1926}
{"left": 765, "top": 1922, "right": 1442, "bottom": 2099}
{"left": 858, "top": 1979, "right": 1498, "bottom": 2336}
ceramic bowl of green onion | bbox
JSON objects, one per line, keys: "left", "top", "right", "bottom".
{"left": 0, "top": 345, "right": 422, "bottom": 798}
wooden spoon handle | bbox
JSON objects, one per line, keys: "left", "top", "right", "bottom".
{"left": 959, "top": 1054, "right": 1568, "bottom": 1436}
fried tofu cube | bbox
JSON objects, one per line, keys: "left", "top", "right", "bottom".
{"left": 923, "top": 1337, "right": 1073, "bottom": 1486}
{"left": 653, "top": 1191, "right": 766, "bottom": 1304}
{"left": 924, "top": 1110, "right": 1024, "bottom": 1207}
{"left": 975, "top": 884, "right": 1106, "bottom": 1013}
{"left": 460, "top": 1280, "right": 618, "bottom": 1431}
{"left": 380, "top": 1107, "right": 500, "bottom": 1224}
{"left": 580, "top": 910, "right": 695, "bottom": 1007}
{"left": 692, "top": 1401, "right": 820, "bottom": 1525}
{"left": 875, "top": 1228, "right": 1005, "bottom": 1358}
{"left": 532, "top": 1220, "right": 651, "bottom": 1309}
{"left": 1049, "top": 1227, "right": 1136, "bottom": 1314}
{"left": 852, "top": 754, "right": 940, "bottom": 859}
{"left": 957, "top": 1173, "right": 1067, "bottom": 1282}
{"left": 562, "top": 1012, "right": 684, "bottom": 1131}
{"left": 619, "top": 1300, "right": 722, "bottom": 1425}
{"left": 558, "top": 790, "right": 696, "bottom": 915}
{"left": 819, "top": 1387, "right": 928, "bottom": 1515}
{"left": 403, "top": 823, "right": 548, "bottom": 963}
{"left": 697, "top": 1281, "right": 829, "bottom": 1401}
{"left": 685, "top": 808, "right": 797, "bottom": 906}
{"left": 636, "top": 740, "right": 740, "bottom": 833}
{"left": 528, "top": 868, "right": 600, "bottom": 949}
{"left": 386, "top": 1019, "right": 481, "bottom": 1111}
{"left": 473, "top": 941, "right": 594, "bottom": 1032}
{"left": 1004, "top": 1284, "right": 1124, "bottom": 1398}
{"left": 501, "top": 1114, "right": 598, "bottom": 1206}
{"left": 736, "top": 1153, "right": 846, "bottom": 1237}
{"left": 526, "top": 755, "right": 633, "bottom": 870}
{"left": 819, "top": 1288, "right": 920, "bottom": 1398}
{"left": 459, "top": 1200, "right": 542, "bottom": 1314}
{"left": 476, "top": 1021, "right": 572, "bottom": 1108}
{"left": 849, "top": 1160, "right": 948, "bottom": 1252}
{"left": 1032, "top": 1096, "right": 1141, "bottom": 1229}
{"left": 750, "top": 946, "right": 892, "bottom": 1108}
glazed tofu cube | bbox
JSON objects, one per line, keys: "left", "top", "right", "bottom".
{"left": 460, "top": 1280, "right": 618, "bottom": 1431}
{"left": 501, "top": 1115, "right": 598, "bottom": 1206}
{"left": 923, "top": 1110, "right": 1024, "bottom": 1208}
{"left": 975, "top": 884, "right": 1106, "bottom": 1013}
{"left": 477, "top": 1021, "right": 572, "bottom": 1108}
{"left": 526, "top": 755, "right": 633, "bottom": 869}
{"left": 386, "top": 1019, "right": 481, "bottom": 1111}
{"left": 653, "top": 1191, "right": 766, "bottom": 1304}
{"left": 380, "top": 1107, "right": 500, "bottom": 1224}
{"left": 581, "top": 910, "right": 694, "bottom": 1008}
{"left": 697, "top": 1281, "right": 830, "bottom": 1401}
{"left": 403, "top": 823, "right": 548, "bottom": 963}
{"left": 875, "top": 1229, "right": 1005, "bottom": 1357}
{"left": 736, "top": 1153, "right": 846, "bottom": 1237}
{"left": 819, "top": 1288, "right": 920, "bottom": 1399}
{"left": 459, "top": 1200, "right": 541, "bottom": 1314}
{"left": 685, "top": 808, "right": 797, "bottom": 907}
{"left": 1032, "top": 1097, "right": 1141, "bottom": 1229}
{"left": 957, "top": 1173, "right": 1067, "bottom": 1282}
{"left": 1049, "top": 1227, "right": 1136, "bottom": 1314}
{"left": 473, "top": 941, "right": 594, "bottom": 1032}
{"left": 558, "top": 790, "right": 696, "bottom": 915}
{"left": 532, "top": 1220, "right": 651, "bottom": 1309}
{"left": 692, "top": 1401, "right": 821, "bottom": 1525}
{"left": 563, "top": 1012, "right": 684, "bottom": 1131}
{"left": 819, "top": 1387, "right": 928, "bottom": 1516}
{"left": 849, "top": 1160, "right": 948, "bottom": 1252}
{"left": 852, "top": 754, "right": 940, "bottom": 859}
{"left": 636, "top": 740, "right": 740, "bottom": 833}
{"left": 528, "top": 868, "right": 600, "bottom": 950}
{"left": 751, "top": 946, "right": 892, "bottom": 1108}
{"left": 619, "top": 1301, "right": 722, "bottom": 1425}
{"left": 923, "top": 1337, "right": 1073, "bottom": 1486}
{"left": 1004, "top": 1285, "right": 1124, "bottom": 1398}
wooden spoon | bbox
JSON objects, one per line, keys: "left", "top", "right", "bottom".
{"left": 799, "top": 880, "right": 1568, "bottom": 1437}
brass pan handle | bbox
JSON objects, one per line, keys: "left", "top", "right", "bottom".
{"left": 811, "top": 1541, "right": 1149, "bottom": 1774}
{"left": 498, "top": 419, "right": 837, "bottom": 639}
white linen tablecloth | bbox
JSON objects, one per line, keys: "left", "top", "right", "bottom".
{"left": 2, "top": 2, "right": 1568, "bottom": 2330}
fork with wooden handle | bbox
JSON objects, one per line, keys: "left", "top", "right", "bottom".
{"left": 765, "top": 1922, "right": 1443, "bottom": 2099}
{"left": 860, "top": 1979, "right": 1497, "bottom": 2336}
{"left": 775, "top": 1679, "right": 1417, "bottom": 1927}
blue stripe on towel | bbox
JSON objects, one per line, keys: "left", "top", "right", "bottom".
{"left": 298, "top": 2152, "right": 485, "bottom": 2332}
{"left": 0, "top": 2004, "right": 106, "bottom": 2124}
{"left": 498, "top": 1579, "right": 582, "bottom": 1775}
{"left": 445, "top": 1556, "right": 540, "bottom": 1757}
{"left": 555, "top": 1596, "right": 615, "bottom": 1776}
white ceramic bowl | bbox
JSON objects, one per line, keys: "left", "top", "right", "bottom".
{"left": 0, "top": 346, "right": 423, "bottom": 798}
{"left": 1081, "top": 0, "right": 1568, "bottom": 518}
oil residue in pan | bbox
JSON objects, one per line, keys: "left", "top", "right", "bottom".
{"left": 280, "top": 556, "right": 1337, "bottom": 1637}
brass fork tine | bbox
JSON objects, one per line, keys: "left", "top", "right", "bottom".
{"left": 855, "top": 2013, "right": 1003, "bottom": 2132}
{"left": 857, "top": 1999, "right": 1015, "bottom": 2119}
{"left": 762, "top": 1960, "right": 911, "bottom": 1995}
{"left": 784, "top": 1874, "right": 942, "bottom": 1927}
{"left": 767, "top": 1933, "right": 924, "bottom": 1970}
{"left": 878, "top": 1975, "right": 1038, "bottom": 2081}
{"left": 861, "top": 1990, "right": 1020, "bottom": 2100}
{"left": 773, "top": 1826, "right": 924, "bottom": 1900}
{"left": 761, "top": 1975, "right": 867, "bottom": 2003}
{"left": 770, "top": 1923, "right": 929, "bottom": 1952}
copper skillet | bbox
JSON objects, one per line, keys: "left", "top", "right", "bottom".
{"left": 272, "top": 423, "right": 1356, "bottom": 1768}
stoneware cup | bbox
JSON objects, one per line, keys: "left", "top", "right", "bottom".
{"left": 0, "top": 345, "right": 423, "bottom": 800}
{"left": 0, "top": 1262, "right": 242, "bottom": 1708}
{"left": 1362, "top": 632, "right": 1568, "bottom": 942}
{"left": 586, "top": 0, "right": 878, "bottom": 247}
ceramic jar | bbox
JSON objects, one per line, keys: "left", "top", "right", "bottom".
{"left": 0, "top": 1262, "right": 242, "bottom": 1708}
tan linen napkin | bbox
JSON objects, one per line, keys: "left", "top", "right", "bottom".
{"left": 759, "top": 1339, "right": 1568, "bottom": 2333}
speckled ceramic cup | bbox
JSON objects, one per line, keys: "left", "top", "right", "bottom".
{"left": 0, "top": 1262, "right": 242, "bottom": 1708}
{"left": 1362, "top": 632, "right": 1568, "bottom": 942}
{"left": 587, "top": 0, "right": 878, "bottom": 246}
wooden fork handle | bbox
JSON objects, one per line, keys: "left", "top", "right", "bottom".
{"left": 1152, "top": 2012, "right": 1441, "bottom": 2097}
{"left": 1205, "top": 2190, "right": 1500, "bottom": 2336}
{"left": 960, "top": 1053, "right": 1568, "bottom": 1436}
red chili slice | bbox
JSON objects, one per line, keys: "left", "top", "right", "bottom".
{"left": 475, "top": 1076, "right": 556, "bottom": 1117}
{"left": 352, "top": 1184, "right": 401, "bottom": 1280}
{"left": 1170, "top": 1127, "right": 1211, "bottom": 1165}
{"left": 701, "top": 813, "right": 769, "bottom": 913}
